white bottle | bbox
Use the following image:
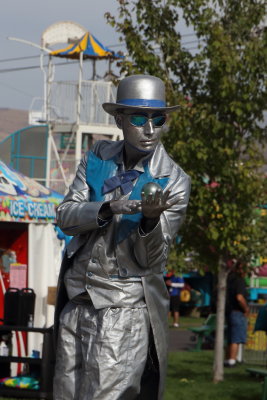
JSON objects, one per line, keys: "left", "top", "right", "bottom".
{"left": 28, "top": 314, "right": 34, "bottom": 327}
{"left": 0, "top": 341, "right": 9, "bottom": 356}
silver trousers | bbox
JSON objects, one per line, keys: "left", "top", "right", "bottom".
{"left": 53, "top": 301, "right": 150, "bottom": 400}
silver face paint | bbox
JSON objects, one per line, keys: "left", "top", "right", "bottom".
{"left": 119, "top": 111, "right": 165, "bottom": 153}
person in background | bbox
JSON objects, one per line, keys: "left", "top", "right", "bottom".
{"left": 165, "top": 270, "right": 185, "bottom": 328}
{"left": 224, "top": 262, "right": 249, "bottom": 367}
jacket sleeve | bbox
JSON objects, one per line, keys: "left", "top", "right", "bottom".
{"left": 133, "top": 168, "right": 191, "bottom": 268}
{"left": 56, "top": 154, "right": 106, "bottom": 236}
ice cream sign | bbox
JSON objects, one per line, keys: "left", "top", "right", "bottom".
{"left": 9, "top": 200, "right": 56, "bottom": 220}
{"left": 0, "top": 161, "right": 63, "bottom": 223}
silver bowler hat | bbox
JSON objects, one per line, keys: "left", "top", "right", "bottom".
{"left": 102, "top": 74, "right": 180, "bottom": 116}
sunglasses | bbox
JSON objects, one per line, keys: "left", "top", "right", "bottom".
{"left": 129, "top": 115, "right": 167, "bottom": 127}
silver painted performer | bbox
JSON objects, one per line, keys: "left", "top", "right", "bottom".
{"left": 53, "top": 75, "right": 191, "bottom": 400}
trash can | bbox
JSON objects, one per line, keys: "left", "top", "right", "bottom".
{"left": 3, "top": 288, "right": 20, "bottom": 325}
{"left": 4, "top": 288, "right": 36, "bottom": 327}
{"left": 19, "top": 288, "right": 36, "bottom": 327}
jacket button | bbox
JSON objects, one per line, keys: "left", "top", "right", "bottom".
{"left": 87, "top": 272, "right": 93, "bottom": 277}
{"left": 86, "top": 284, "right": 91, "bottom": 289}
{"left": 91, "top": 259, "right": 97, "bottom": 263}
{"left": 121, "top": 267, "right": 128, "bottom": 276}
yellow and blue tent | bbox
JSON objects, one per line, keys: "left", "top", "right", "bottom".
{"left": 50, "top": 32, "right": 122, "bottom": 60}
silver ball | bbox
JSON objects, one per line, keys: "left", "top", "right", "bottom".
{"left": 142, "top": 182, "right": 163, "bottom": 199}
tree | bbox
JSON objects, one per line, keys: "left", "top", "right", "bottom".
{"left": 106, "top": 0, "right": 267, "bottom": 382}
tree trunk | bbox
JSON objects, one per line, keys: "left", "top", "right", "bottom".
{"left": 213, "top": 260, "right": 229, "bottom": 382}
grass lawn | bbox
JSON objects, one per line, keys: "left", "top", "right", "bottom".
{"left": 165, "top": 350, "right": 262, "bottom": 400}
{"left": 176, "top": 315, "right": 206, "bottom": 329}
{"left": 1, "top": 351, "right": 262, "bottom": 400}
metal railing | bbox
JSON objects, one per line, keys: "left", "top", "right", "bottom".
{"left": 47, "top": 80, "right": 117, "bottom": 125}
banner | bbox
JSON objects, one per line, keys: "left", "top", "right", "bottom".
{"left": 0, "top": 161, "right": 63, "bottom": 223}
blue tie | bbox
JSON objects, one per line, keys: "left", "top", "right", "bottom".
{"left": 102, "top": 170, "right": 141, "bottom": 195}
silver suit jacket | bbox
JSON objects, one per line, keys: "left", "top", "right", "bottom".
{"left": 54, "top": 140, "right": 191, "bottom": 399}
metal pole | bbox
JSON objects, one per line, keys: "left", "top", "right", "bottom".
{"left": 106, "top": 83, "right": 111, "bottom": 124}
{"left": 46, "top": 56, "right": 53, "bottom": 122}
{"left": 7, "top": 37, "right": 50, "bottom": 53}
{"left": 77, "top": 52, "right": 83, "bottom": 125}
{"left": 39, "top": 51, "right": 47, "bottom": 120}
{"left": 75, "top": 127, "right": 83, "bottom": 170}
{"left": 93, "top": 59, "right": 96, "bottom": 80}
{"left": 45, "top": 125, "right": 52, "bottom": 187}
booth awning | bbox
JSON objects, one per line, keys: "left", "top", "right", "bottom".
{"left": 0, "top": 161, "right": 63, "bottom": 223}
{"left": 50, "top": 32, "right": 123, "bottom": 60}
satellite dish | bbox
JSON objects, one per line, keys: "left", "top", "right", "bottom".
{"left": 41, "top": 21, "right": 87, "bottom": 48}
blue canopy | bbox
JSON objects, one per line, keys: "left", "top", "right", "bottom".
{"left": 51, "top": 32, "right": 123, "bottom": 60}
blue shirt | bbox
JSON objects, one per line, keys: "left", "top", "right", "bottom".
{"left": 169, "top": 276, "right": 184, "bottom": 297}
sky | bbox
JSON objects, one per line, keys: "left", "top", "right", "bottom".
{"left": 0, "top": 0, "right": 124, "bottom": 111}
{"left": 0, "top": 0, "right": 192, "bottom": 112}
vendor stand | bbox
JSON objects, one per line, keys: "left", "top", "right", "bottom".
{"left": 0, "top": 160, "right": 64, "bottom": 367}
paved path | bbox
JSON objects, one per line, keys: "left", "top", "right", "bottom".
{"left": 168, "top": 328, "right": 197, "bottom": 352}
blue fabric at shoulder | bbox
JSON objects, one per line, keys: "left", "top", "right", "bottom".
{"left": 86, "top": 151, "right": 118, "bottom": 201}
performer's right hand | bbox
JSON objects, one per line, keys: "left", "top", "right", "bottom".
{"left": 110, "top": 199, "right": 142, "bottom": 215}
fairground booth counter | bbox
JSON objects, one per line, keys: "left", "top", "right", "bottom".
{"left": 0, "top": 160, "right": 64, "bottom": 369}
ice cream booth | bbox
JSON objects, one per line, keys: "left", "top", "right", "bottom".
{"left": 0, "top": 160, "right": 64, "bottom": 390}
